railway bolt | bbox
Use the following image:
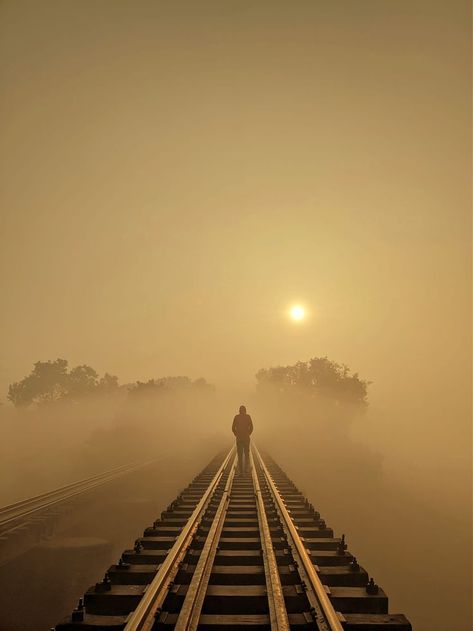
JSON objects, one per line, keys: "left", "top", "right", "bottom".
{"left": 350, "top": 556, "right": 360, "bottom": 572}
{"left": 366, "top": 577, "right": 379, "bottom": 594}
{"left": 71, "top": 599, "right": 85, "bottom": 622}
{"left": 95, "top": 572, "right": 112, "bottom": 592}
{"left": 337, "top": 534, "right": 347, "bottom": 555}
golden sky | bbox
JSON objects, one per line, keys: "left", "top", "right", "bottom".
{"left": 1, "top": 1, "right": 471, "bottom": 460}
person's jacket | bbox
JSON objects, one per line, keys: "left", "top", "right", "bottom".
{"left": 232, "top": 413, "right": 253, "bottom": 441}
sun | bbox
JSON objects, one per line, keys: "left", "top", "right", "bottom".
{"left": 289, "top": 304, "right": 305, "bottom": 322}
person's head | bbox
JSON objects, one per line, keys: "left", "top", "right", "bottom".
{"left": 239, "top": 405, "right": 247, "bottom": 414}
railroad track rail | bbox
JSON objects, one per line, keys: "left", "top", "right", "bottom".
{"left": 0, "top": 460, "right": 157, "bottom": 536}
{"left": 55, "top": 447, "right": 411, "bottom": 630}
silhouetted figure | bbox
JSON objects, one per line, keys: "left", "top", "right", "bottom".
{"left": 232, "top": 405, "right": 253, "bottom": 474}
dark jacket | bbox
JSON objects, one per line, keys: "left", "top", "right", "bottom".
{"left": 232, "top": 413, "right": 253, "bottom": 442}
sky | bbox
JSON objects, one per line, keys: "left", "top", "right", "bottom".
{"left": 0, "top": 1, "right": 471, "bottom": 469}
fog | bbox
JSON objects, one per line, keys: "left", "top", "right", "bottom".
{"left": 254, "top": 389, "right": 472, "bottom": 630}
{"left": 0, "top": 387, "right": 230, "bottom": 504}
{"left": 0, "top": 376, "right": 470, "bottom": 629}
{"left": 0, "top": 1, "right": 471, "bottom": 631}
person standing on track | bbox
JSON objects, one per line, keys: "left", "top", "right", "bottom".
{"left": 232, "top": 405, "right": 254, "bottom": 474}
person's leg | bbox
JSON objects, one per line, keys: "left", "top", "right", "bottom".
{"left": 236, "top": 440, "right": 244, "bottom": 473}
{"left": 243, "top": 441, "right": 250, "bottom": 472}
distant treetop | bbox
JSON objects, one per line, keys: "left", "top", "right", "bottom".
{"left": 7, "top": 359, "right": 120, "bottom": 407}
{"left": 6, "top": 359, "right": 214, "bottom": 407}
{"left": 128, "top": 376, "right": 214, "bottom": 396}
{"left": 256, "top": 356, "right": 370, "bottom": 406}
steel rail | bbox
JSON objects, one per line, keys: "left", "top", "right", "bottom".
{"left": 0, "top": 460, "right": 158, "bottom": 532}
{"left": 124, "top": 448, "right": 234, "bottom": 631}
{"left": 250, "top": 450, "right": 291, "bottom": 631}
{"left": 253, "top": 445, "right": 344, "bottom": 631}
{"left": 173, "top": 453, "right": 237, "bottom": 631}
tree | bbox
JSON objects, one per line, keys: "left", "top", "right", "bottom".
{"left": 193, "top": 377, "right": 214, "bottom": 393}
{"left": 97, "top": 373, "right": 120, "bottom": 393}
{"left": 7, "top": 359, "right": 120, "bottom": 407}
{"left": 256, "top": 356, "right": 370, "bottom": 406}
{"left": 8, "top": 359, "right": 69, "bottom": 406}
{"left": 67, "top": 365, "right": 99, "bottom": 397}
{"left": 128, "top": 376, "right": 214, "bottom": 397}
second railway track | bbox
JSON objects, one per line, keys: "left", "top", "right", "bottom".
{"left": 0, "top": 460, "right": 158, "bottom": 536}
{"left": 55, "top": 447, "right": 411, "bottom": 631}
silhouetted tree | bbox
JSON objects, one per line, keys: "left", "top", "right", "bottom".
{"left": 7, "top": 359, "right": 120, "bottom": 407}
{"left": 67, "top": 365, "right": 99, "bottom": 396}
{"left": 193, "top": 377, "right": 214, "bottom": 393}
{"left": 8, "top": 359, "right": 69, "bottom": 406}
{"left": 256, "top": 356, "right": 370, "bottom": 406}
{"left": 96, "top": 373, "right": 120, "bottom": 393}
{"left": 128, "top": 376, "right": 214, "bottom": 396}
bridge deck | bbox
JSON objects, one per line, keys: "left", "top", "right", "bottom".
{"left": 54, "top": 447, "right": 411, "bottom": 631}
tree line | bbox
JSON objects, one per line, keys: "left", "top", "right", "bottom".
{"left": 256, "top": 356, "right": 369, "bottom": 406}
{"left": 7, "top": 359, "right": 212, "bottom": 407}
{"left": 7, "top": 355, "right": 369, "bottom": 408}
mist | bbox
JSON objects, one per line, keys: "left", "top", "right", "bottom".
{"left": 1, "top": 362, "right": 470, "bottom": 629}
{"left": 0, "top": 1, "right": 471, "bottom": 631}
{"left": 0, "top": 383, "right": 230, "bottom": 504}
{"left": 253, "top": 385, "right": 472, "bottom": 630}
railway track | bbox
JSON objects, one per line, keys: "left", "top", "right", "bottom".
{"left": 0, "top": 460, "right": 157, "bottom": 537}
{"left": 0, "top": 460, "right": 160, "bottom": 569}
{"left": 55, "top": 447, "right": 411, "bottom": 630}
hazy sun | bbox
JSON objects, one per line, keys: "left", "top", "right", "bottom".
{"left": 289, "top": 304, "right": 305, "bottom": 321}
